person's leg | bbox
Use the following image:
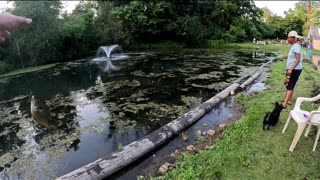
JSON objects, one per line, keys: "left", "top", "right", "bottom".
{"left": 282, "top": 69, "right": 302, "bottom": 108}
{"left": 283, "top": 90, "right": 293, "bottom": 107}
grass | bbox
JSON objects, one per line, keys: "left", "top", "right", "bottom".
{"left": 164, "top": 59, "right": 320, "bottom": 179}
{"left": 136, "top": 40, "right": 184, "bottom": 50}
{"left": 220, "top": 42, "right": 320, "bottom": 56}
{"left": 0, "top": 63, "right": 58, "bottom": 78}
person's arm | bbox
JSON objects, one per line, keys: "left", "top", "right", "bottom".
{"left": 0, "top": 12, "right": 32, "bottom": 43}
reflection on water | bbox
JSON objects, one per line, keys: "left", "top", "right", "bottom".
{"left": 312, "top": 55, "right": 320, "bottom": 71}
{"left": 0, "top": 50, "right": 277, "bottom": 179}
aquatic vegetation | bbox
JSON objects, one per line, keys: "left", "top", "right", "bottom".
{"left": 185, "top": 71, "right": 224, "bottom": 81}
{"left": 180, "top": 96, "right": 200, "bottom": 108}
{"left": 0, "top": 50, "right": 274, "bottom": 179}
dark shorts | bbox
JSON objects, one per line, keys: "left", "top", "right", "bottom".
{"left": 286, "top": 69, "right": 302, "bottom": 90}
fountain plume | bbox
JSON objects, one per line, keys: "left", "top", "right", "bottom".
{"left": 96, "top": 44, "right": 122, "bottom": 58}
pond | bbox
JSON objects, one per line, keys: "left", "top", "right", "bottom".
{"left": 0, "top": 49, "right": 277, "bottom": 179}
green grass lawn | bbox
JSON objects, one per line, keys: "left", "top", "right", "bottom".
{"left": 0, "top": 63, "right": 58, "bottom": 78}
{"left": 165, "top": 59, "right": 320, "bottom": 179}
{"left": 221, "top": 42, "right": 320, "bottom": 57}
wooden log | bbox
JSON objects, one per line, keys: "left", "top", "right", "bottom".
{"left": 234, "top": 58, "right": 273, "bottom": 84}
{"left": 57, "top": 83, "right": 240, "bottom": 180}
{"left": 239, "top": 71, "right": 262, "bottom": 89}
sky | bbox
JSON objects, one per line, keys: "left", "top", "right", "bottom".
{"left": 254, "top": 1, "right": 298, "bottom": 17}
{"left": 0, "top": 1, "right": 80, "bottom": 13}
{"left": 61, "top": 1, "right": 79, "bottom": 13}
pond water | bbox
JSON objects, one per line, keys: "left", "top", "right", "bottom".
{"left": 0, "top": 49, "right": 277, "bottom": 179}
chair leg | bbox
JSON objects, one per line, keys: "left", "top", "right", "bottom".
{"left": 304, "top": 124, "right": 312, "bottom": 137}
{"left": 313, "top": 126, "right": 320, "bottom": 151}
{"left": 282, "top": 114, "right": 291, "bottom": 133}
{"left": 289, "top": 123, "right": 307, "bottom": 152}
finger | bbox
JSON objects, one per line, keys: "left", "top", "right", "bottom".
{"left": 0, "top": 30, "right": 10, "bottom": 38}
{"left": 0, "top": 13, "right": 32, "bottom": 31}
{"left": 14, "top": 16, "right": 32, "bottom": 26}
{"left": 0, "top": 36, "right": 6, "bottom": 43}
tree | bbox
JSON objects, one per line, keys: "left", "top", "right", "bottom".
{"left": 282, "top": 3, "right": 305, "bottom": 37}
{"left": 94, "top": 1, "right": 128, "bottom": 46}
{"left": 6, "top": 1, "right": 63, "bottom": 67}
{"left": 62, "top": 1, "right": 98, "bottom": 59}
{"left": 112, "top": 1, "right": 176, "bottom": 42}
{"left": 261, "top": 7, "right": 275, "bottom": 24}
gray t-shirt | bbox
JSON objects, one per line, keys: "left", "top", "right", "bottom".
{"left": 287, "top": 43, "right": 302, "bottom": 70}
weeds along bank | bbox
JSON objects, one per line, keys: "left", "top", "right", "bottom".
{"left": 164, "top": 60, "right": 320, "bottom": 179}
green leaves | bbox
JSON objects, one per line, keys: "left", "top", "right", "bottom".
{"left": 112, "top": 1, "right": 175, "bottom": 40}
{"left": 0, "top": 0, "right": 294, "bottom": 72}
{"left": 6, "top": 1, "right": 63, "bottom": 67}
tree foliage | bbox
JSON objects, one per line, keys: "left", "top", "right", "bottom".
{"left": 1, "top": 0, "right": 314, "bottom": 73}
{"left": 61, "top": 1, "right": 98, "bottom": 59}
{"left": 7, "top": 1, "right": 63, "bottom": 67}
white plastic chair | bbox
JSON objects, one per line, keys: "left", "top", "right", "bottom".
{"left": 282, "top": 94, "right": 320, "bottom": 151}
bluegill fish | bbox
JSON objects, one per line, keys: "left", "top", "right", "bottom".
{"left": 30, "top": 95, "right": 57, "bottom": 129}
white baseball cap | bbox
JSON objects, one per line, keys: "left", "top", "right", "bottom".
{"left": 288, "top": 31, "right": 302, "bottom": 38}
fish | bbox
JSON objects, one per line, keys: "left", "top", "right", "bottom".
{"left": 30, "top": 95, "right": 57, "bottom": 129}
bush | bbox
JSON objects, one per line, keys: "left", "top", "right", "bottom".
{"left": 207, "top": 40, "right": 226, "bottom": 48}
{"left": 172, "top": 16, "right": 206, "bottom": 47}
{"left": 0, "top": 61, "right": 12, "bottom": 74}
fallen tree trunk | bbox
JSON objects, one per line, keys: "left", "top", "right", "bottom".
{"left": 234, "top": 58, "right": 274, "bottom": 84}
{"left": 239, "top": 71, "right": 262, "bottom": 89}
{"left": 57, "top": 83, "right": 240, "bottom": 180}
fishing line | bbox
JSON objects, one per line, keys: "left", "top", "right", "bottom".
{"left": 14, "top": 38, "right": 33, "bottom": 98}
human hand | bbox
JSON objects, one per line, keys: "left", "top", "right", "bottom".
{"left": 287, "top": 69, "right": 292, "bottom": 75}
{"left": 284, "top": 73, "right": 290, "bottom": 86}
{"left": 0, "top": 12, "right": 32, "bottom": 30}
{"left": 0, "top": 30, "right": 10, "bottom": 43}
{"left": 0, "top": 12, "right": 32, "bottom": 43}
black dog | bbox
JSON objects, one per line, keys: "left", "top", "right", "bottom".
{"left": 263, "top": 102, "right": 283, "bottom": 130}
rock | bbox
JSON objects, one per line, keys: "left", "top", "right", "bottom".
{"left": 169, "top": 152, "right": 175, "bottom": 158}
{"left": 137, "top": 175, "right": 144, "bottom": 180}
{"left": 196, "top": 130, "right": 202, "bottom": 136}
{"left": 218, "top": 123, "right": 227, "bottom": 131}
{"left": 205, "top": 145, "right": 210, "bottom": 150}
{"left": 158, "top": 165, "right": 168, "bottom": 174}
{"left": 230, "top": 90, "right": 235, "bottom": 95}
{"left": 186, "top": 145, "right": 194, "bottom": 152}
{"left": 158, "top": 162, "right": 173, "bottom": 174}
{"left": 58, "top": 113, "right": 65, "bottom": 119}
{"left": 170, "top": 150, "right": 180, "bottom": 158}
{"left": 181, "top": 132, "right": 189, "bottom": 142}
{"left": 207, "top": 129, "right": 215, "bottom": 137}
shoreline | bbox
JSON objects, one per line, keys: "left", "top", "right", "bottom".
{"left": 164, "top": 60, "right": 320, "bottom": 179}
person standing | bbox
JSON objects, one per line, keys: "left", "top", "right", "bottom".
{"left": 307, "top": 42, "right": 313, "bottom": 59}
{"left": 282, "top": 31, "right": 303, "bottom": 108}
